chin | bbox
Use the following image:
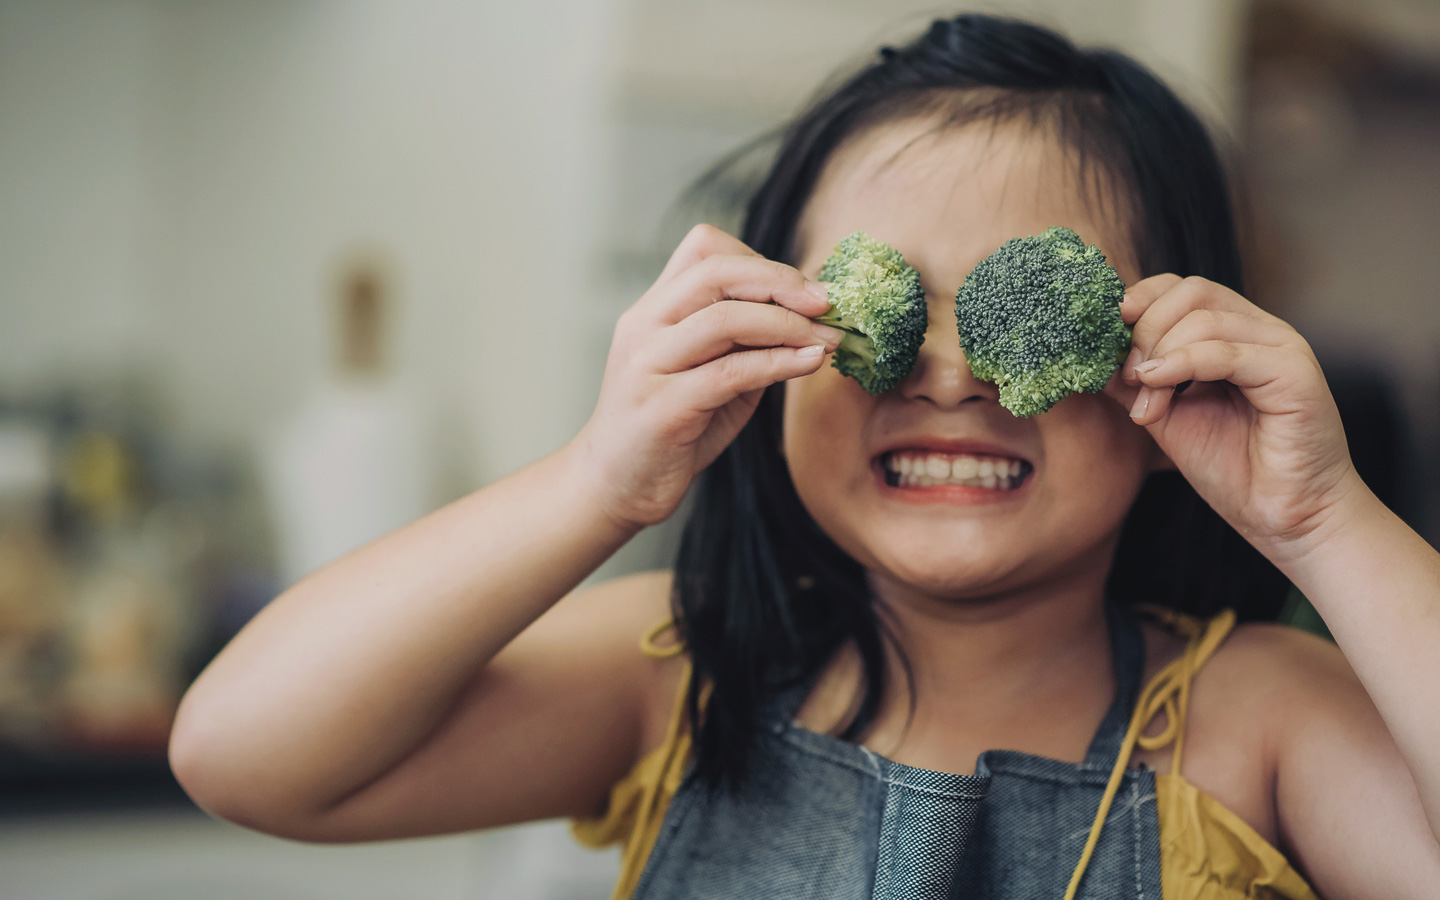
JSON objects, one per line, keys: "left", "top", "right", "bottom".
{"left": 864, "top": 546, "right": 1028, "bottom": 603}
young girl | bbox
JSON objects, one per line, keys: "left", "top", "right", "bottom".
{"left": 169, "top": 15, "right": 1440, "bottom": 900}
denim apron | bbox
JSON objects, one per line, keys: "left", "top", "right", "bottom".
{"left": 628, "top": 602, "right": 1163, "bottom": 900}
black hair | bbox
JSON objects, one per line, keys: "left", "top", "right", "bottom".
{"left": 671, "top": 13, "right": 1290, "bottom": 794}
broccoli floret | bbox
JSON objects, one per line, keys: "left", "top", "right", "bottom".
{"left": 954, "top": 226, "right": 1131, "bottom": 417}
{"left": 815, "top": 231, "right": 928, "bottom": 395}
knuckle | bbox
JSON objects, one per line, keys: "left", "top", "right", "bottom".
{"left": 766, "top": 258, "right": 802, "bottom": 285}
{"left": 1149, "top": 273, "right": 1184, "bottom": 294}
{"left": 612, "top": 308, "right": 638, "bottom": 343}
{"left": 684, "top": 222, "right": 722, "bottom": 247}
{"left": 1136, "top": 272, "right": 1181, "bottom": 298}
{"left": 694, "top": 252, "right": 737, "bottom": 285}
{"left": 1131, "top": 317, "right": 1158, "bottom": 347}
{"left": 1181, "top": 307, "right": 1224, "bottom": 332}
{"left": 716, "top": 351, "right": 749, "bottom": 383}
{"left": 706, "top": 300, "right": 737, "bottom": 333}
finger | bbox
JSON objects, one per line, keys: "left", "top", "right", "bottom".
{"left": 1122, "top": 276, "right": 1274, "bottom": 383}
{"left": 646, "top": 253, "right": 831, "bottom": 325}
{"left": 1119, "top": 273, "right": 1183, "bottom": 327}
{"left": 1102, "top": 368, "right": 1143, "bottom": 417}
{"left": 653, "top": 223, "right": 762, "bottom": 287}
{"left": 1128, "top": 341, "right": 1301, "bottom": 425}
{"left": 1122, "top": 308, "right": 1296, "bottom": 385}
{"left": 647, "top": 300, "right": 844, "bottom": 373}
{"left": 670, "top": 345, "right": 828, "bottom": 412}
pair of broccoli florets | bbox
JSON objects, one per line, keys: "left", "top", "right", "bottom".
{"left": 815, "top": 226, "right": 1130, "bottom": 417}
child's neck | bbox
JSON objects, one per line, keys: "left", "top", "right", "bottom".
{"left": 878, "top": 576, "right": 1110, "bottom": 696}
{"left": 853, "top": 569, "right": 1119, "bottom": 765}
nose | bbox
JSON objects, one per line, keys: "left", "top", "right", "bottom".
{"left": 898, "top": 295, "right": 999, "bottom": 407}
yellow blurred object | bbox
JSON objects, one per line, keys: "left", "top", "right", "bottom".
{"left": 60, "top": 431, "right": 135, "bottom": 520}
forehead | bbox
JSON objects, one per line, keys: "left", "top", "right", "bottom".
{"left": 794, "top": 118, "right": 1139, "bottom": 287}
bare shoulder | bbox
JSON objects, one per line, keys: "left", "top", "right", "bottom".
{"left": 1200, "top": 622, "right": 1360, "bottom": 724}
{"left": 1150, "top": 619, "right": 1356, "bottom": 746}
{"left": 1149, "top": 618, "right": 1362, "bottom": 847}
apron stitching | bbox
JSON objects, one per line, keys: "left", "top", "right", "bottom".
{"left": 1064, "top": 782, "right": 1146, "bottom": 842}
{"left": 785, "top": 732, "right": 986, "bottom": 798}
{"left": 1132, "top": 778, "right": 1145, "bottom": 900}
{"left": 859, "top": 745, "right": 885, "bottom": 780}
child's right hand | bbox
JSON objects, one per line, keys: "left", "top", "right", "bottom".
{"left": 573, "top": 224, "right": 842, "bottom": 529}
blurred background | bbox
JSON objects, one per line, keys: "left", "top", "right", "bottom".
{"left": 1, "top": 0, "right": 1436, "bottom": 897}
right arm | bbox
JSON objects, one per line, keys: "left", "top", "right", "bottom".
{"left": 168, "top": 225, "right": 841, "bottom": 842}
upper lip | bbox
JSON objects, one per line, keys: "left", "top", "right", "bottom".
{"left": 873, "top": 436, "right": 1032, "bottom": 463}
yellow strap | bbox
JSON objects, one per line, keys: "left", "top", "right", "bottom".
{"left": 640, "top": 618, "right": 685, "bottom": 658}
{"left": 1061, "top": 609, "right": 1236, "bottom": 900}
{"left": 612, "top": 622, "right": 699, "bottom": 893}
{"left": 613, "top": 655, "right": 692, "bottom": 884}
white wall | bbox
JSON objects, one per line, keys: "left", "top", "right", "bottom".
{"left": 142, "top": 1, "right": 615, "bottom": 483}
{"left": 0, "top": 1, "right": 156, "bottom": 382}
{"left": 2, "top": 0, "right": 615, "bottom": 486}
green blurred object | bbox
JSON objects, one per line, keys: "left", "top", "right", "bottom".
{"left": 1277, "top": 585, "right": 1332, "bottom": 640}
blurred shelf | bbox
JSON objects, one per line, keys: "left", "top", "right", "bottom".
{"left": 0, "top": 746, "right": 191, "bottom": 818}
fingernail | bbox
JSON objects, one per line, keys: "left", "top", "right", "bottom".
{"left": 805, "top": 280, "right": 831, "bottom": 303}
{"left": 812, "top": 323, "right": 844, "bottom": 348}
{"left": 1121, "top": 292, "right": 1131, "bottom": 304}
{"left": 1132, "top": 357, "right": 1163, "bottom": 376}
{"left": 797, "top": 344, "right": 824, "bottom": 359}
{"left": 1122, "top": 348, "right": 1143, "bottom": 381}
{"left": 1129, "top": 388, "right": 1150, "bottom": 419}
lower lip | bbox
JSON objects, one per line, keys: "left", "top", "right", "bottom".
{"left": 871, "top": 460, "right": 1033, "bottom": 506}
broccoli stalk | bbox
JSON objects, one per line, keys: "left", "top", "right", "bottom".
{"left": 954, "top": 226, "right": 1131, "bottom": 417}
{"left": 815, "top": 232, "right": 928, "bottom": 395}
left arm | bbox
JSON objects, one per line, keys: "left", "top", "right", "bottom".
{"left": 1112, "top": 274, "right": 1440, "bottom": 897}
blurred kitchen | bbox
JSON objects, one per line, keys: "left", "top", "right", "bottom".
{"left": 0, "top": 0, "right": 1435, "bottom": 897}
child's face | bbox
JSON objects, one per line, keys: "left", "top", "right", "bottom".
{"left": 786, "top": 118, "right": 1160, "bottom": 601}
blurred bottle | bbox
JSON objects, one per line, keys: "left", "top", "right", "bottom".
{"left": 261, "top": 251, "right": 432, "bottom": 589}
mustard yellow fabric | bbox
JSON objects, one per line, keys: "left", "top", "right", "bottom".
{"left": 570, "top": 619, "right": 698, "bottom": 900}
{"left": 571, "top": 611, "right": 1319, "bottom": 900}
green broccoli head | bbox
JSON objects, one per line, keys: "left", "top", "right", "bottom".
{"left": 954, "top": 226, "right": 1131, "bottom": 417}
{"left": 815, "top": 231, "right": 928, "bottom": 395}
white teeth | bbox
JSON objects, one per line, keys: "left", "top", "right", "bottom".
{"left": 885, "top": 451, "right": 1028, "bottom": 491}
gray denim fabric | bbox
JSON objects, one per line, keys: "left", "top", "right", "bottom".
{"left": 630, "top": 602, "right": 1163, "bottom": 900}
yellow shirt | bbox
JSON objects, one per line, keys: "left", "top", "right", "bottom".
{"left": 572, "top": 610, "right": 1318, "bottom": 900}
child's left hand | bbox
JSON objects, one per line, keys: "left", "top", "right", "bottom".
{"left": 1103, "top": 274, "right": 1366, "bottom": 565}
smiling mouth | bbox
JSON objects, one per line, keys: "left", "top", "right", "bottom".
{"left": 880, "top": 450, "right": 1034, "bottom": 491}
